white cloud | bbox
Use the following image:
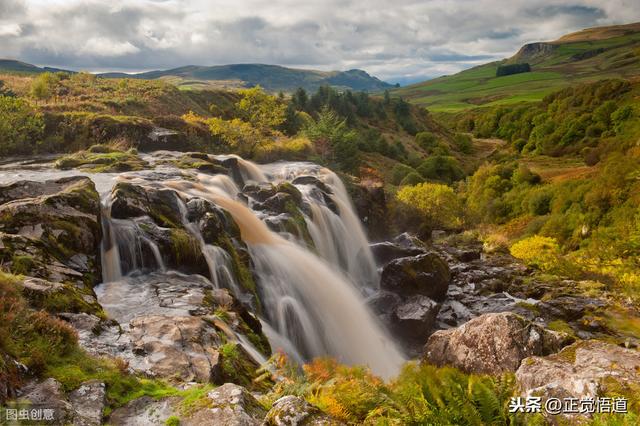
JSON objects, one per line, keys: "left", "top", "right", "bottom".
{"left": 80, "top": 37, "right": 140, "bottom": 56}
{"left": 0, "top": 0, "right": 638, "bottom": 83}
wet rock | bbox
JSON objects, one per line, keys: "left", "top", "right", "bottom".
{"left": 20, "top": 378, "right": 73, "bottom": 425}
{"left": 0, "top": 177, "right": 102, "bottom": 285}
{"left": 423, "top": 312, "right": 573, "bottom": 374}
{"left": 184, "top": 383, "right": 267, "bottom": 426}
{"left": 370, "top": 241, "right": 425, "bottom": 266}
{"left": 255, "top": 193, "right": 295, "bottom": 215}
{"left": 110, "top": 182, "right": 184, "bottom": 228}
{"left": 129, "top": 315, "right": 224, "bottom": 383}
{"left": 381, "top": 252, "right": 451, "bottom": 302}
{"left": 349, "top": 181, "right": 388, "bottom": 240}
{"left": 243, "top": 183, "right": 277, "bottom": 202}
{"left": 538, "top": 295, "right": 606, "bottom": 322}
{"left": 109, "top": 396, "right": 179, "bottom": 426}
{"left": 292, "top": 175, "right": 332, "bottom": 194}
{"left": 221, "top": 157, "right": 245, "bottom": 187}
{"left": 392, "top": 295, "right": 440, "bottom": 342}
{"left": 516, "top": 340, "right": 640, "bottom": 415}
{"left": 264, "top": 395, "right": 340, "bottom": 425}
{"left": 69, "top": 380, "right": 106, "bottom": 426}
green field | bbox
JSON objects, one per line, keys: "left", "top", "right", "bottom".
{"left": 394, "top": 28, "right": 640, "bottom": 112}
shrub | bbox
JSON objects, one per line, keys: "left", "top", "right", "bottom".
{"left": 416, "top": 155, "right": 465, "bottom": 184}
{"left": 0, "top": 96, "right": 45, "bottom": 156}
{"left": 496, "top": 63, "right": 531, "bottom": 77}
{"left": 254, "top": 137, "right": 313, "bottom": 162}
{"left": 396, "top": 182, "right": 463, "bottom": 230}
{"left": 454, "top": 133, "right": 473, "bottom": 154}
{"left": 527, "top": 189, "right": 553, "bottom": 216}
{"left": 415, "top": 131, "right": 437, "bottom": 150}
{"left": 400, "top": 172, "right": 424, "bottom": 186}
{"left": 391, "top": 164, "right": 415, "bottom": 185}
{"left": 510, "top": 236, "right": 561, "bottom": 271}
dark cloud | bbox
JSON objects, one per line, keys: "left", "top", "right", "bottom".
{"left": 0, "top": 0, "right": 637, "bottom": 82}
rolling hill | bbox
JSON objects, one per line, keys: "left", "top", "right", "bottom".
{"left": 0, "top": 59, "right": 392, "bottom": 93}
{"left": 393, "top": 22, "right": 640, "bottom": 112}
{"left": 101, "top": 64, "right": 393, "bottom": 93}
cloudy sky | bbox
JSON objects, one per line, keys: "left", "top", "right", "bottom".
{"left": 0, "top": 0, "right": 639, "bottom": 84}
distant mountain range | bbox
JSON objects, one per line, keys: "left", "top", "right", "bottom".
{"left": 0, "top": 60, "right": 393, "bottom": 93}
{"left": 393, "top": 22, "right": 640, "bottom": 112}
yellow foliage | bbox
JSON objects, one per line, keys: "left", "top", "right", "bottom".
{"left": 254, "top": 137, "right": 313, "bottom": 162}
{"left": 396, "top": 182, "right": 463, "bottom": 229}
{"left": 236, "top": 85, "right": 286, "bottom": 132}
{"left": 510, "top": 235, "right": 561, "bottom": 271}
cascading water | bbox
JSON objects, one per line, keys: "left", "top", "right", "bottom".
{"left": 94, "top": 154, "right": 405, "bottom": 378}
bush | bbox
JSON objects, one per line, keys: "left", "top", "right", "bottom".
{"left": 510, "top": 236, "right": 561, "bottom": 271}
{"left": 416, "top": 155, "right": 465, "bottom": 184}
{"left": 396, "top": 182, "right": 463, "bottom": 231}
{"left": 454, "top": 133, "right": 473, "bottom": 154}
{"left": 391, "top": 164, "right": 416, "bottom": 185}
{"left": 400, "top": 172, "right": 424, "bottom": 186}
{"left": 254, "top": 137, "right": 313, "bottom": 162}
{"left": 527, "top": 189, "right": 553, "bottom": 216}
{"left": 0, "top": 96, "right": 45, "bottom": 156}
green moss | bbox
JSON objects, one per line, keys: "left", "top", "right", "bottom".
{"left": 165, "top": 415, "right": 181, "bottom": 426}
{"left": 21, "top": 282, "right": 105, "bottom": 318}
{"left": 516, "top": 301, "right": 541, "bottom": 315}
{"left": 169, "top": 229, "right": 200, "bottom": 264}
{"left": 55, "top": 149, "right": 148, "bottom": 172}
{"left": 219, "top": 342, "right": 260, "bottom": 388}
{"left": 547, "top": 319, "right": 576, "bottom": 338}
{"left": 10, "top": 255, "right": 35, "bottom": 275}
{"left": 176, "top": 384, "right": 216, "bottom": 415}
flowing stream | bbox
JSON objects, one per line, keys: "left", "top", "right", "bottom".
{"left": 0, "top": 153, "right": 405, "bottom": 378}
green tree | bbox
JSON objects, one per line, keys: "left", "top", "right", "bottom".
{"left": 304, "top": 107, "right": 360, "bottom": 172}
{"left": 416, "top": 155, "right": 464, "bottom": 184}
{"left": 0, "top": 96, "right": 45, "bottom": 155}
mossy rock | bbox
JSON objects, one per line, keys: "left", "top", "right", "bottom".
{"left": 55, "top": 149, "right": 149, "bottom": 173}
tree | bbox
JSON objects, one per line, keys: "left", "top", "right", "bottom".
{"left": 235, "top": 85, "right": 286, "bottom": 133}
{"left": 416, "top": 155, "right": 464, "bottom": 184}
{"left": 396, "top": 182, "right": 463, "bottom": 231}
{"left": 0, "top": 96, "right": 45, "bottom": 155}
{"left": 304, "top": 107, "right": 360, "bottom": 172}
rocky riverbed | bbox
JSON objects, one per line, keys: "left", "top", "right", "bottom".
{"left": 1, "top": 152, "right": 638, "bottom": 425}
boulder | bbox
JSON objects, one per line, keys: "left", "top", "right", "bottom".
{"left": 69, "top": 380, "right": 106, "bottom": 426}
{"left": 381, "top": 252, "right": 451, "bottom": 302}
{"left": 183, "top": 383, "right": 267, "bottom": 426}
{"left": 0, "top": 177, "right": 102, "bottom": 285}
{"left": 108, "top": 396, "right": 179, "bottom": 426}
{"left": 392, "top": 295, "right": 440, "bottom": 342}
{"left": 20, "top": 378, "right": 73, "bottom": 425}
{"left": 370, "top": 241, "right": 425, "bottom": 266}
{"left": 128, "top": 315, "right": 224, "bottom": 383}
{"left": 423, "top": 312, "right": 573, "bottom": 374}
{"left": 516, "top": 340, "right": 640, "bottom": 400}
{"left": 264, "top": 395, "right": 340, "bottom": 425}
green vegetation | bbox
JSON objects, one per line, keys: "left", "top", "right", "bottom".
{"left": 0, "top": 95, "right": 44, "bottom": 156}
{"left": 55, "top": 146, "right": 148, "bottom": 172}
{"left": 393, "top": 24, "right": 640, "bottom": 111}
{"left": 496, "top": 63, "right": 531, "bottom": 77}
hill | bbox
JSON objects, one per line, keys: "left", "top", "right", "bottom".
{"left": 393, "top": 22, "right": 640, "bottom": 112}
{"left": 0, "top": 59, "right": 70, "bottom": 74}
{"left": 101, "top": 63, "right": 393, "bottom": 93}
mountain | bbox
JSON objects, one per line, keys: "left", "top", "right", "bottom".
{"left": 0, "top": 59, "right": 392, "bottom": 93}
{"left": 100, "top": 63, "right": 393, "bottom": 93}
{"left": 0, "top": 59, "right": 71, "bottom": 74}
{"left": 393, "top": 22, "right": 640, "bottom": 112}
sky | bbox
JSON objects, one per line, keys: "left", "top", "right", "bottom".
{"left": 0, "top": 0, "right": 639, "bottom": 84}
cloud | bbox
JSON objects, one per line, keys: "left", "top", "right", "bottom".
{"left": 0, "top": 0, "right": 638, "bottom": 83}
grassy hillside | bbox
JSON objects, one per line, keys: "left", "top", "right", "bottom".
{"left": 393, "top": 22, "right": 640, "bottom": 112}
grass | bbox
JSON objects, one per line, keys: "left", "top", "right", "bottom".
{"left": 393, "top": 28, "right": 640, "bottom": 111}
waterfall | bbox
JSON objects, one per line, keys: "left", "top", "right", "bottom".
{"left": 95, "top": 156, "right": 405, "bottom": 378}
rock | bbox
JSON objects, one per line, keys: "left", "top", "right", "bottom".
{"left": 110, "top": 182, "right": 184, "bottom": 228}
{"left": 69, "top": 380, "right": 106, "bottom": 426}
{"left": 242, "top": 183, "right": 277, "bottom": 202}
{"left": 381, "top": 252, "right": 451, "bottom": 302}
{"left": 255, "top": 193, "right": 295, "bottom": 215}
{"left": 0, "top": 177, "right": 102, "bottom": 285}
{"left": 109, "top": 396, "right": 179, "bottom": 426}
{"left": 264, "top": 395, "right": 340, "bottom": 425}
{"left": 20, "top": 378, "right": 73, "bottom": 425}
{"left": 221, "top": 157, "right": 245, "bottom": 187}
{"left": 183, "top": 383, "right": 267, "bottom": 426}
{"left": 516, "top": 340, "right": 640, "bottom": 401}
{"left": 128, "top": 315, "right": 223, "bottom": 383}
{"left": 423, "top": 312, "right": 573, "bottom": 374}
{"left": 370, "top": 241, "right": 425, "bottom": 266}
{"left": 392, "top": 295, "right": 440, "bottom": 342}
{"left": 349, "top": 181, "right": 388, "bottom": 240}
